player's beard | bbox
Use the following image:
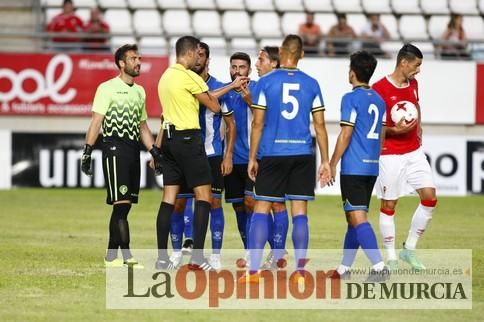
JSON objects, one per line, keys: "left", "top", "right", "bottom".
{"left": 230, "top": 73, "right": 240, "bottom": 81}
{"left": 124, "top": 65, "right": 140, "bottom": 77}
{"left": 192, "top": 61, "right": 206, "bottom": 75}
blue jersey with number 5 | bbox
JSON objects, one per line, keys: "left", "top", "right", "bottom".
{"left": 340, "top": 87, "right": 386, "bottom": 176}
{"left": 252, "top": 68, "right": 325, "bottom": 157}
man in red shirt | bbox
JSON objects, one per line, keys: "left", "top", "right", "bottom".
{"left": 46, "top": 0, "right": 84, "bottom": 45}
{"left": 83, "top": 6, "right": 110, "bottom": 51}
{"left": 372, "top": 44, "right": 437, "bottom": 272}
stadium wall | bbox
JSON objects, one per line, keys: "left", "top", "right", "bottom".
{"left": 0, "top": 53, "right": 483, "bottom": 195}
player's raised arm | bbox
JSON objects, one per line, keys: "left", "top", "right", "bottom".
{"left": 210, "top": 75, "right": 250, "bottom": 99}
{"left": 195, "top": 91, "right": 220, "bottom": 113}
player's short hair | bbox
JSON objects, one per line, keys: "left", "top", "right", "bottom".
{"left": 350, "top": 51, "right": 377, "bottom": 84}
{"left": 230, "top": 52, "right": 251, "bottom": 66}
{"left": 281, "top": 34, "right": 303, "bottom": 59}
{"left": 396, "top": 43, "right": 423, "bottom": 65}
{"left": 114, "top": 44, "right": 138, "bottom": 69}
{"left": 63, "top": 0, "right": 73, "bottom": 5}
{"left": 175, "top": 35, "right": 200, "bottom": 58}
{"left": 199, "top": 42, "right": 210, "bottom": 59}
{"left": 262, "top": 46, "right": 280, "bottom": 68}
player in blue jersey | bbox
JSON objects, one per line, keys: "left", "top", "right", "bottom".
{"left": 162, "top": 42, "right": 245, "bottom": 270}
{"left": 329, "top": 51, "right": 390, "bottom": 282}
{"left": 223, "top": 52, "right": 258, "bottom": 260}
{"left": 254, "top": 46, "right": 289, "bottom": 270}
{"left": 239, "top": 35, "right": 332, "bottom": 284}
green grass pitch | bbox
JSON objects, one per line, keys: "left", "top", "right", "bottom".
{"left": 0, "top": 188, "right": 482, "bottom": 321}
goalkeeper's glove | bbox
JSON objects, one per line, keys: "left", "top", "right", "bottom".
{"left": 81, "top": 144, "right": 93, "bottom": 176}
{"left": 149, "top": 145, "right": 163, "bottom": 176}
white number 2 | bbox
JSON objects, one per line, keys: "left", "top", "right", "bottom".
{"left": 367, "top": 103, "right": 379, "bottom": 140}
{"left": 281, "top": 83, "right": 300, "bottom": 120}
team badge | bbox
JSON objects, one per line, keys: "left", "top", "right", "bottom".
{"left": 119, "top": 185, "right": 128, "bottom": 195}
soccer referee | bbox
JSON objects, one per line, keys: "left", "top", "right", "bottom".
{"left": 155, "top": 36, "right": 221, "bottom": 271}
{"left": 81, "top": 44, "right": 162, "bottom": 269}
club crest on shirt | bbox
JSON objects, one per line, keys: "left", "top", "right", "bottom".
{"left": 119, "top": 185, "right": 128, "bottom": 195}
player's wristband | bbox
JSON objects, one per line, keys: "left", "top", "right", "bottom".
{"left": 83, "top": 144, "right": 93, "bottom": 156}
{"left": 149, "top": 145, "right": 162, "bottom": 159}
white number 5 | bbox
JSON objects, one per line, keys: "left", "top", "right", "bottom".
{"left": 282, "top": 83, "right": 300, "bottom": 120}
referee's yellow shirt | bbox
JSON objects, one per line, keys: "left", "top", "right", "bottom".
{"left": 158, "top": 63, "right": 209, "bottom": 130}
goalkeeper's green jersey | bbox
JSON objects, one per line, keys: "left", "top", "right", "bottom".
{"left": 92, "top": 76, "right": 147, "bottom": 148}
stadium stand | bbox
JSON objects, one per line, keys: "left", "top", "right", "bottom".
{"left": 333, "top": 0, "right": 364, "bottom": 14}
{"left": 133, "top": 9, "right": 163, "bottom": 36}
{"left": 391, "top": 0, "right": 421, "bottom": 14}
{"left": 192, "top": 10, "right": 223, "bottom": 37}
{"left": 361, "top": 0, "right": 393, "bottom": 14}
{"left": 303, "top": 0, "right": 333, "bottom": 12}
{"left": 216, "top": 0, "right": 245, "bottom": 11}
{"left": 449, "top": 0, "right": 479, "bottom": 15}
{"left": 127, "top": 0, "right": 157, "bottom": 9}
{"left": 1, "top": 0, "right": 482, "bottom": 58}
{"left": 421, "top": 0, "right": 450, "bottom": 15}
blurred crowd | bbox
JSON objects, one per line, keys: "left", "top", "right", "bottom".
{"left": 298, "top": 11, "right": 470, "bottom": 59}
{"left": 46, "top": 0, "right": 110, "bottom": 51}
{"left": 45, "top": 1, "right": 470, "bottom": 59}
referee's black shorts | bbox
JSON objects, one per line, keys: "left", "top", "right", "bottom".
{"left": 161, "top": 129, "right": 212, "bottom": 189}
{"left": 102, "top": 140, "right": 140, "bottom": 205}
{"left": 340, "top": 174, "right": 377, "bottom": 213}
{"left": 176, "top": 155, "right": 224, "bottom": 199}
{"left": 254, "top": 155, "right": 315, "bottom": 202}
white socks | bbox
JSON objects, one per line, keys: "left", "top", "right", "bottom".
{"left": 379, "top": 210, "right": 397, "bottom": 260}
{"left": 405, "top": 203, "right": 434, "bottom": 250}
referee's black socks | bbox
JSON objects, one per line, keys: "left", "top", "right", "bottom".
{"left": 192, "top": 200, "right": 211, "bottom": 262}
{"left": 157, "top": 202, "right": 174, "bottom": 261}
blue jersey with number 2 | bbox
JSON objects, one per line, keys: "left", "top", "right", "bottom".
{"left": 252, "top": 68, "right": 325, "bottom": 157}
{"left": 340, "top": 87, "right": 386, "bottom": 176}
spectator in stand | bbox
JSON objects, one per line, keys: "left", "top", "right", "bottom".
{"left": 83, "top": 6, "right": 110, "bottom": 52}
{"left": 361, "top": 14, "right": 390, "bottom": 58}
{"left": 440, "top": 14, "right": 470, "bottom": 59}
{"left": 298, "top": 11, "right": 323, "bottom": 56}
{"left": 46, "top": 0, "right": 84, "bottom": 49}
{"left": 326, "top": 13, "right": 357, "bottom": 57}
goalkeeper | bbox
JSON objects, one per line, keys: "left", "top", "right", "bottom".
{"left": 81, "top": 44, "right": 163, "bottom": 268}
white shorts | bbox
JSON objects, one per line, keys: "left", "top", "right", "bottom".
{"left": 376, "top": 147, "right": 436, "bottom": 200}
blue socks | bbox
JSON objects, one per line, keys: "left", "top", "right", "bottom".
{"left": 342, "top": 224, "right": 359, "bottom": 267}
{"left": 248, "top": 213, "right": 268, "bottom": 273}
{"left": 183, "top": 198, "right": 193, "bottom": 240}
{"left": 273, "top": 210, "right": 289, "bottom": 261}
{"left": 266, "top": 214, "right": 274, "bottom": 249}
{"left": 245, "top": 211, "right": 253, "bottom": 249}
{"left": 355, "top": 222, "right": 382, "bottom": 265}
{"left": 210, "top": 207, "right": 224, "bottom": 254}
{"left": 170, "top": 212, "right": 184, "bottom": 251}
{"left": 292, "top": 215, "right": 309, "bottom": 273}
{"left": 235, "top": 210, "right": 247, "bottom": 249}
